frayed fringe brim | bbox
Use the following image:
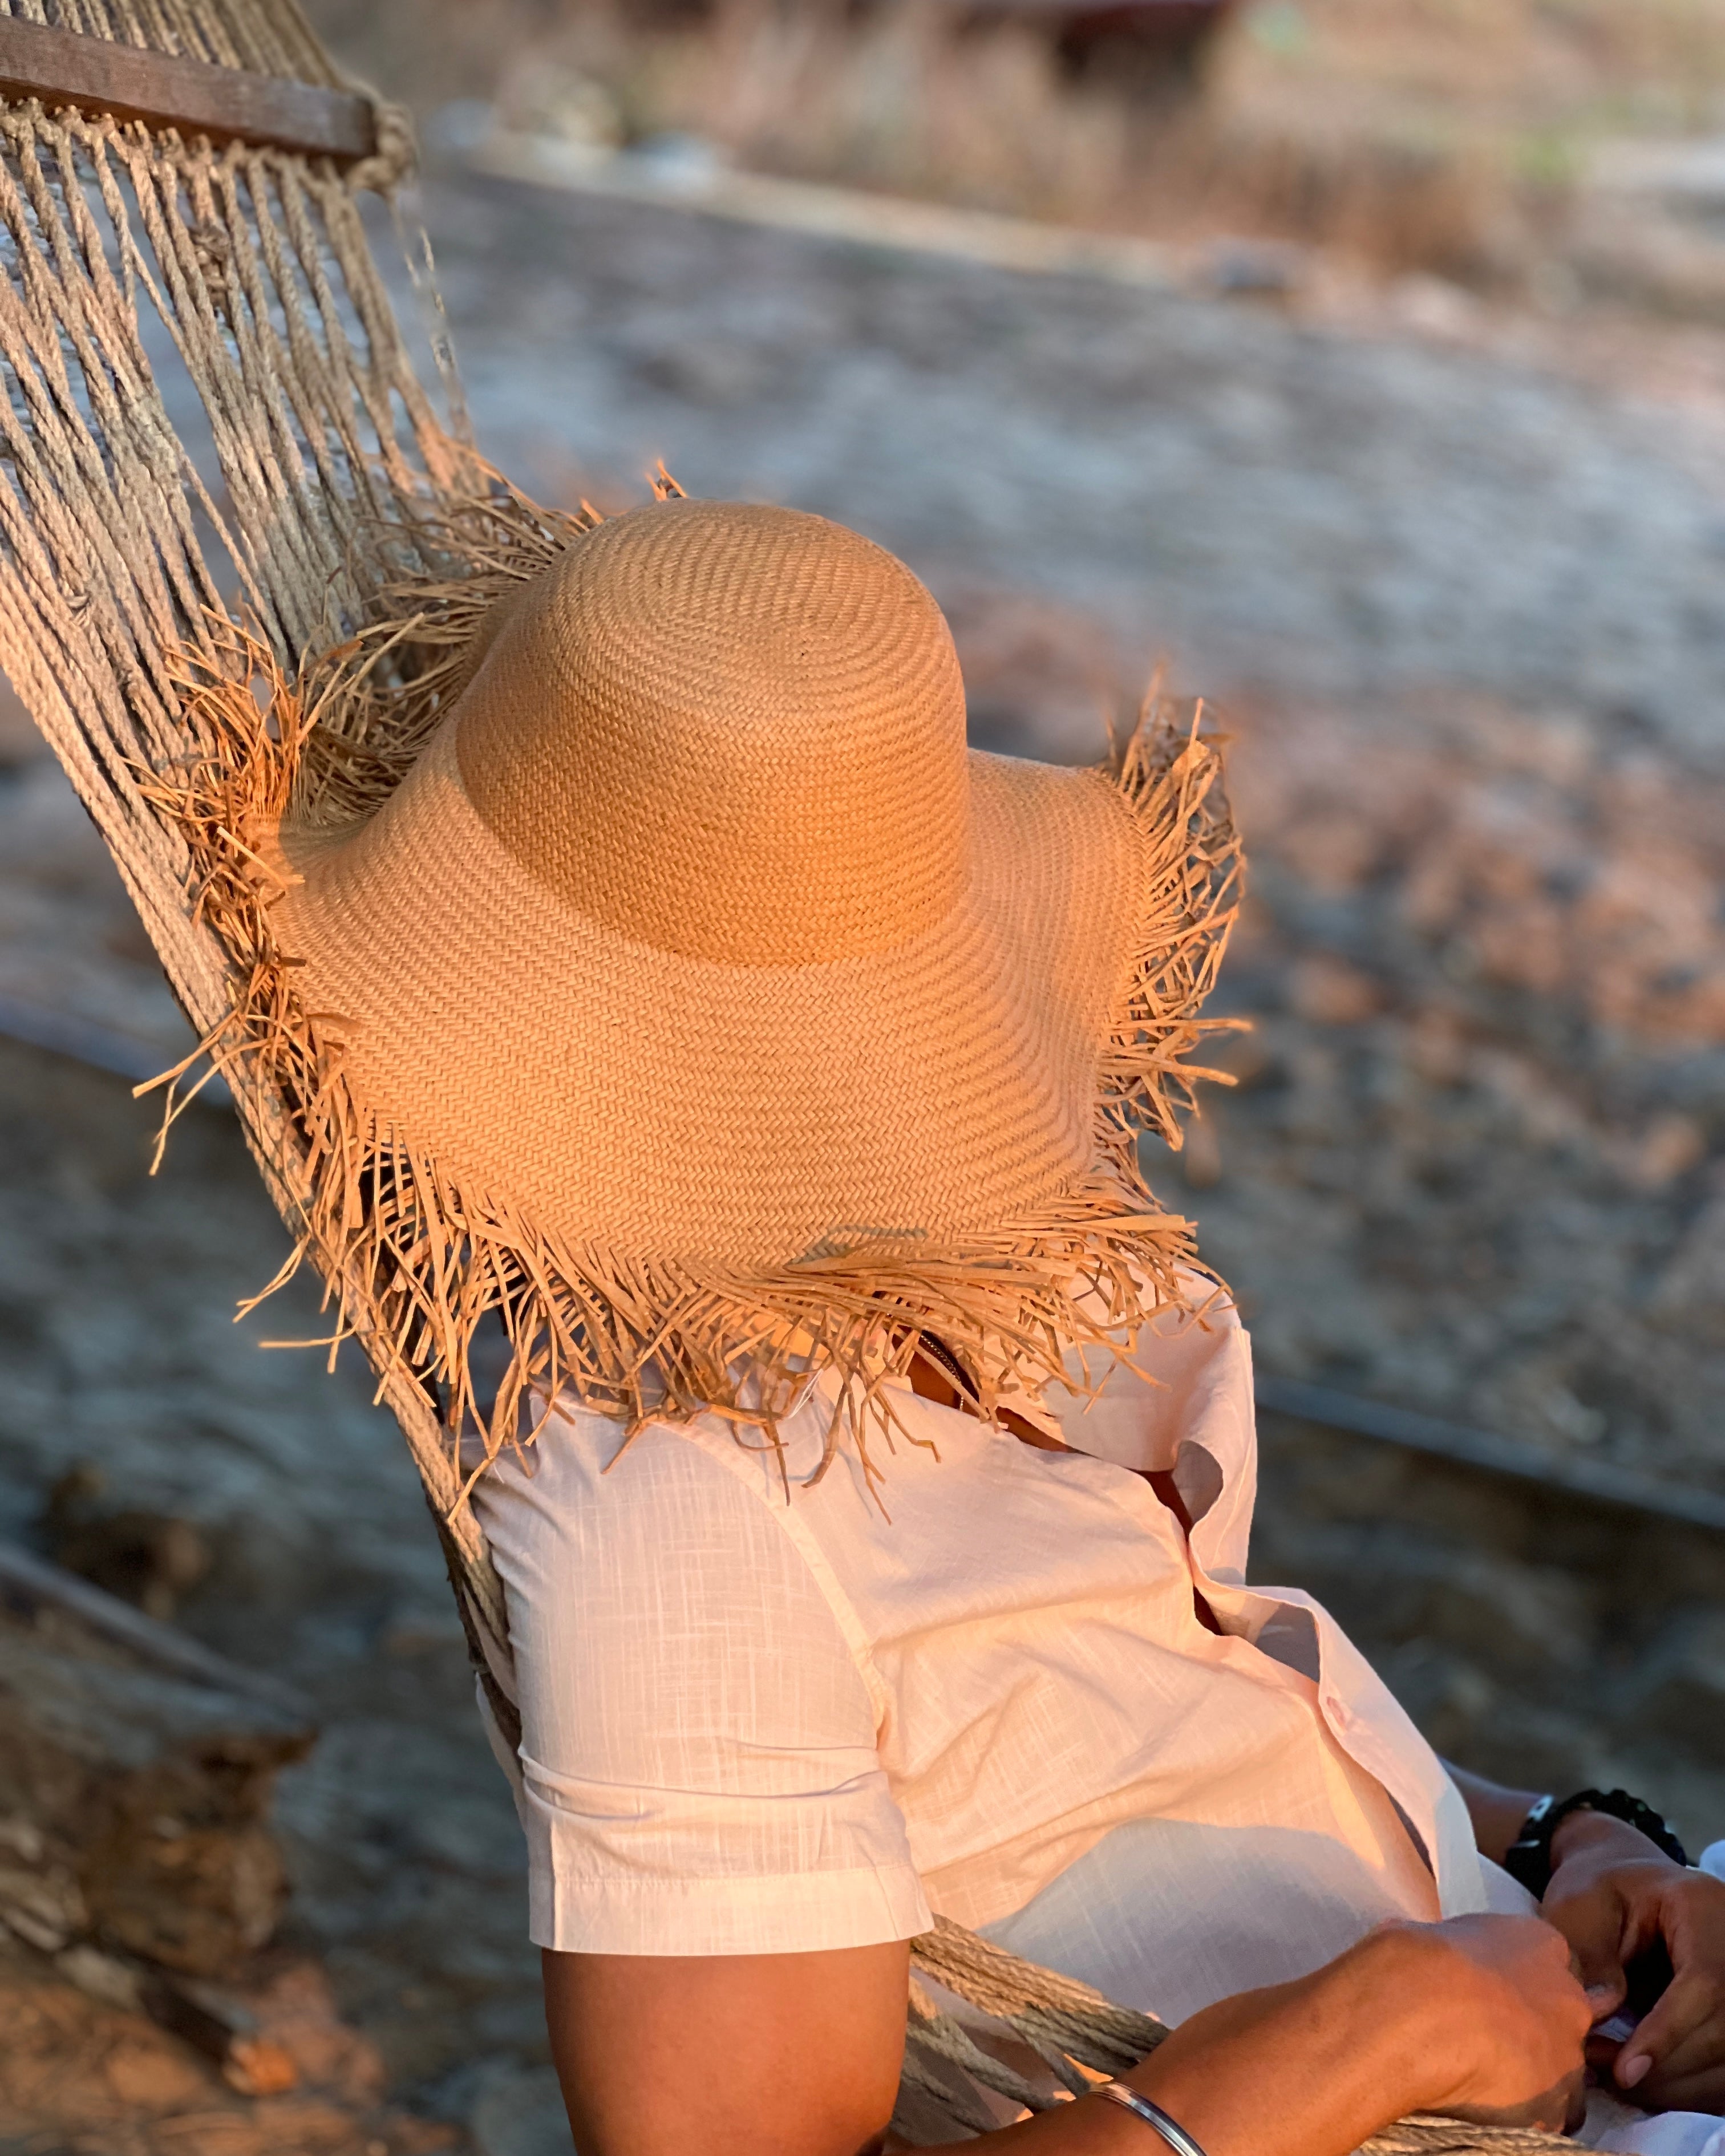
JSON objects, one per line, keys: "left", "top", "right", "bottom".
{"left": 140, "top": 485, "right": 1244, "bottom": 1513}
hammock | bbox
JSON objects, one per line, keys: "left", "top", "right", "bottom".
{"left": 0, "top": 7, "right": 1575, "bottom": 2147}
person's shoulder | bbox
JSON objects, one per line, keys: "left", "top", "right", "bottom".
{"left": 481, "top": 1399, "right": 792, "bottom": 1539}
{"left": 474, "top": 1399, "right": 880, "bottom": 1776}
{"left": 473, "top": 1396, "right": 856, "bottom": 1641}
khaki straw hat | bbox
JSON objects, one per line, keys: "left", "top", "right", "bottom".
{"left": 170, "top": 492, "right": 1240, "bottom": 1485}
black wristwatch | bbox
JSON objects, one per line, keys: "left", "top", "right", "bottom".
{"left": 1503, "top": 1788, "right": 1689, "bottom": 1900}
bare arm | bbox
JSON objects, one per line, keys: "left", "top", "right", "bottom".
{"left": 544, "top": 1942, "right": 910, "bottom": 2156}
{"left": 1444, "top": 1761, "right": 1543, "bottom": 1865}
{"left": 542, "top": 1915, "right": 1590, "bottom": 2156}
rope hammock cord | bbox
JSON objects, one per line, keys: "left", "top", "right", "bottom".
{"left": 0, "top": 7, "right": 1574, "bottom": 2146}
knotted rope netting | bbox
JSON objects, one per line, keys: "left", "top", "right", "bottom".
{"left": 0, "top": 9, "right": 1578, "bottom": 2146}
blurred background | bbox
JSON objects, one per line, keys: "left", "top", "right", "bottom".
{"left": 2, "top": 3, "right": 1724, "bottom": 2151}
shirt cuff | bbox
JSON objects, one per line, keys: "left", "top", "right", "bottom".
{"left": 533, "top": 1859, "right": 934, "bottom": 1956}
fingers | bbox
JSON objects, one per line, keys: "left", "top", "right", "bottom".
{"left": 1412, "top": 1914, "right": 1595, "bottom": 2123}
{"left": 1616, "top": 1963, "right": 1725, "bottom": 2093}
{"left": 1613, "top": 1881, "right": 1725, "bottom": 2096}
{"left": 1621, "top": 1975, "right": 1725, "bottom": 2087}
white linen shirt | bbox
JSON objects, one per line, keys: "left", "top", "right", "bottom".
{"left": 473, "top": 1290, "right": 1503, "bottom": 2026}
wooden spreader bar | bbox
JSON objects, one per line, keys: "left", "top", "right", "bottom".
{"left": 0, "top": 13, "right": 376, "bottom": 161}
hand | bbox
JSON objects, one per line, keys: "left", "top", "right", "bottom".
{"left": 1117, "top": 1916, "right": 1590, "bottom": 2156}
{"left": 1541, "top": 1810, "right": 1725, "bottom": 2113}
{"left": 1398, "top": 1914, "right": 1593, "bottom": 2133}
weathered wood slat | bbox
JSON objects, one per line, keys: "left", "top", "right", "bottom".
{"left": 0, "top": 14, "right": 375, "bottom": 161}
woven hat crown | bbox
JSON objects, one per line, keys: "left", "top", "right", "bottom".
{"left": 455, "top": 498, "right": 973, "bottom": 964}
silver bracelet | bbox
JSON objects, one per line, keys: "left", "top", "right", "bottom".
{"left": 1094, "top": 2081, "right": 1210, "bottom": 2156}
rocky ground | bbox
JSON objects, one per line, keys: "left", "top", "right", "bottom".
{"left": 2, "top": 161, "right": 1725, "bottom": 2149}
{"left": 1184, "top": 687, "right": 1725, "bottom": 1490}
{"left": 0, "top": 1039, "right": 556, "bottom": 2155}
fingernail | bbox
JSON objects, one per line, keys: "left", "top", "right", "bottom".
{"left": 1619, "top": 2055, "right": 1651, "bottom": 2090}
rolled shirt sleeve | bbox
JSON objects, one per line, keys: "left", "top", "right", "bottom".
{"left": 473, "top": 1408, "right": 932, "bottom": 1956}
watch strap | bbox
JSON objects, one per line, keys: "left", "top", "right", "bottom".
{"left": 1503, "top": 1787, "right": 1688, "bottom": 1899}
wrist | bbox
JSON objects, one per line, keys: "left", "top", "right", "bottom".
{"left": 1326, "top": 1926, "right": 1463, "bottom": 2109}
{"left": 1549, "top": 1806, "right": 1675, "bottom": 1872}
{"left": 1504, "top": 1788, "right": 1687, "bottom": 1900}
{"left": 1128, "top": 1924, "right": 1440, "bottom": 2155}
{"left": 1359, "top": 1925, "right": 1491, "bottom": 2116}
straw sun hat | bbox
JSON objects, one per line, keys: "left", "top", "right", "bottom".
{"left": 167, "top": 492, "right": 1240, "bottom": 1484}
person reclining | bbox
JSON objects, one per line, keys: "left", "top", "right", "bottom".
{"left": 265, "top": 498, "right": 1725, "bottom": 2156}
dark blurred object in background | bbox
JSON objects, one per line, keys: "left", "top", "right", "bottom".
{"left": 619, "top": 0, "right": 1236, "bottom": 82}
{"left": 954, "top": 0, "right": 1236, "bottom": 93}
{"left": 42, "top": 1464, "right": 214, "bottom": 1623}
